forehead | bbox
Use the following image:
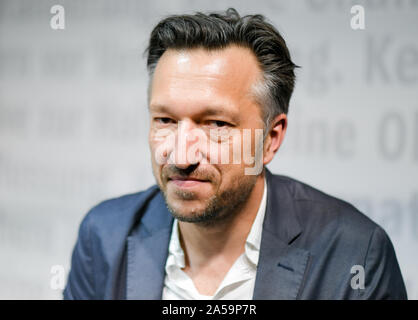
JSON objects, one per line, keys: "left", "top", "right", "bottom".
{"left": 149, "top": 45, "right": 262, "bottom": 115}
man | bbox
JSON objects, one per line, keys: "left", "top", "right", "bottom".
{"left": 64, "top": 8, "right": 407, "bottom": 299}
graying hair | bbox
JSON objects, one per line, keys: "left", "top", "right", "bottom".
{"left": 145, "top": 8, "right": 298, "bottom": 130}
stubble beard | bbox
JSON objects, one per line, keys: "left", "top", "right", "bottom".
{"left": 159, "top": 175, "right": 257, "bottom": 227}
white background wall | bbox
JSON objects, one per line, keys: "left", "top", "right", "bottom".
{"left": 0, "top": 0, "right": 417, "bottom": 299}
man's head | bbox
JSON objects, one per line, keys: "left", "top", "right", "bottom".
{"left": 146, "top": 8, "right": 297, "bottom": 225}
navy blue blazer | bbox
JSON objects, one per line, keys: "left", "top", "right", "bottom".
{"left": 63, "top": 170, "right": 407, "bottom": 299}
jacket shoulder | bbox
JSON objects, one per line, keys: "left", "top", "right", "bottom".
{"left": 82, "top": 185, "right": 160, "bottom": 238}
{"left": 77, "top": 185, "right": 162, "bottom": 254}
{"left": 270, "top": 174, "right": 407, "bottom": 299}
{"left": 271, "top": 174, "right": 379, "bottom": 234}
{"left": 64, "top": 185, "right": 161, "bottom": 299}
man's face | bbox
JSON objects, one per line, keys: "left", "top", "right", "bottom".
{"left": 148, "top": 45, "right": 265, "bottom": 224}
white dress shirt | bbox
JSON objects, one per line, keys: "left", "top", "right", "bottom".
{"left": 162, "top": 178, "right": 267, "bottom": 300}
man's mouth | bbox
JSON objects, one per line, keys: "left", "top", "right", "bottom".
{"left": 168, "top": 176, "right": 210, "bottom": 188}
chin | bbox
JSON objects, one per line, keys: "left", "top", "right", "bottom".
{"left": 165, "top": 197, "right": 210, "bottom": 218}
{"left": 168, "top": 199, "right": 205, "bottom": 214}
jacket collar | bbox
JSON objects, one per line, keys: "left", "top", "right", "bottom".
{"left": 263, "top": 168, "right": 302, "bottom": 244}
{"left": 126, "top": 191, "right": 173, "bottom": 299}
{"left": 252, "top": 169, "right": 310, "bottom": 299}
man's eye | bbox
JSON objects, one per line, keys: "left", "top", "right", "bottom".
{"left": 155, "top": 117, "right": 174, "bottom": 124}
{"left": 209, "top": 120, "right": 230, "bottom": 128}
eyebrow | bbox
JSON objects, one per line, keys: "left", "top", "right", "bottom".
{"left": 149, "top": 104, "right": 240, "bottom": 123}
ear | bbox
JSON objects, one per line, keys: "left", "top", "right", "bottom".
{"left": 263, "top": 113, "right": 288, "bottom": 165}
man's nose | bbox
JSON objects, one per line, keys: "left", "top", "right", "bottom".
{"left": 171, "top": 120, "right": 202, "bottom": 169}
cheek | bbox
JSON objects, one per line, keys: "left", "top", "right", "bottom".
{"left": 215, "top": 162, "right": 246, "bottom": 192}
{"left": 206, "top": 129, "right": 243, "bottom": 165}
{"left": 149, "top": 128, "right": 176, "bottom": 165}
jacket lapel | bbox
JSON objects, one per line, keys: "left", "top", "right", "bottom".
{"left": 253, "top": 170, "right": 310, "bottom": 299}
{"left": 125, "top": 192, "right": 173, "bottom": 299}
{"left": 253, "top": 230, "right": 310, "bottom": 299}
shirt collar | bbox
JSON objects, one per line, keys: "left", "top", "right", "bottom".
{"left": 244, "top": 177, "right": 267, "bottom": 266}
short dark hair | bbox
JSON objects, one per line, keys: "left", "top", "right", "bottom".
{"left": 146, "top": 8, "right": 298, "bottom": 127}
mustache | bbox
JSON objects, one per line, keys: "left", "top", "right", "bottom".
{"left": 162, "top": 164, "right": 216, "bottom": 182}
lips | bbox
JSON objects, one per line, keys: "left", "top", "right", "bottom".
{"left": 168, "top": 176, "right": 210, "bottom": 188}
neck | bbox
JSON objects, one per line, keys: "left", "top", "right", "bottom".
{"left": 178, "top": 172, "right": 265, "bottom": 270}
